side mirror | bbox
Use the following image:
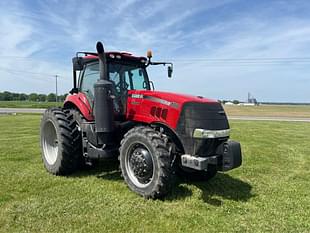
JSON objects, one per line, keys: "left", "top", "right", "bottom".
{"left": 72, "top": 57, "right": 84, "bottom": 71}
{"left": 168, "top": 65, "right": 173, "bottom": 78}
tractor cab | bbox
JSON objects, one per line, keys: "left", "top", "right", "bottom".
{"left": 73, "top": 52, "right": 152, "bottom": 117}
{"left": 70, "top": 50, "right": 173, "bottom": 120}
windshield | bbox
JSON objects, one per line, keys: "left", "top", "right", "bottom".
{"left": 79, "top": 61, "right": 150, "bottom": 99}
{"left": 109, "top": 63, "right": 150, "bottom": 96}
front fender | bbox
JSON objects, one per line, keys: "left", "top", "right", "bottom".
{"left": 64, "top": 93, "right": 94, "bottom": 121}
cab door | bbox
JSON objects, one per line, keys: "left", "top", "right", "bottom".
{"left": 79, "top": 61, "right": 126, "bottom": 120}
{"left": 79, "top": 62, "right": 99, "bottom": 107}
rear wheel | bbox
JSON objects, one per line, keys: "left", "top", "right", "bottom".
{"left": 68, "top": 109, "right": 89, "bottom": 166}
{"left": 40, "top": 108, "right": 81, "bottom": 175}
{"left": 119, "top": 126, "right": 173, "bottom": 199}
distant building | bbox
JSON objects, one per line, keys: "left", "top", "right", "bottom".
{"left": 248, "top": 92, "right": 258, "bottom": 105}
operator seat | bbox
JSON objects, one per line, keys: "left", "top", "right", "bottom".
{"left": 109, "top": 80, "right": 126, "bottom": 121}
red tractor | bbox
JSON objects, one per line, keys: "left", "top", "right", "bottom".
{"left": 40, "top": 42, "right": 242, "bottom": 199}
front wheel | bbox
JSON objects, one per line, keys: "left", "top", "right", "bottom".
{"left": 119, "top": 126, "right": 173, "bottom": 199}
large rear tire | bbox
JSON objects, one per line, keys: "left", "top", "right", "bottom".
{"left": 40, "top": 108, "right": 81, "bottom": 175}
{"left": 68, "top": 108, "right": 98, "bottom": 168}
{"left": 119, "top": 126, "right": 173, "bottom": 199}
{"left": 68, "top": 109, "right": 88, "bottom": 167}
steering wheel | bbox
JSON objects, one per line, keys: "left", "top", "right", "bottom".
{"left": 124, "top": 82, "right": 129, "bottom": 90}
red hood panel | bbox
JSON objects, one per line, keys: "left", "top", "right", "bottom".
{"left": 126, "top": 90, "right": 220, "bottom": 129}
{"left": 128, "top": 90, "right": 218, "bottom": 106}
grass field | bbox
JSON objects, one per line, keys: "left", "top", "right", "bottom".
{"left": 224, "top": 104, "right": 310, "bottom": 118}
{"left": 0, "top": 115, "right": 309, "bottom": 232}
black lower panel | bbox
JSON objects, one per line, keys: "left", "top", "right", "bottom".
{"left": 176, "top": 102, "right": 229, "bottom": 155}
{"left": 216, "top": 140, "right": 242, "bottom": 171}
{"left": 181, "top": 140, "right": 242, "bottom": 171}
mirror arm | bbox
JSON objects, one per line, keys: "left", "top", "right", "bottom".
{"left": 149, "top": 61, "right": 172, "bottom": 66}
{"left": 150, "top": 81, "right": 155, "bottom": 90}
{"left": 169, "top": 63, "right": 173, "bottom": 70}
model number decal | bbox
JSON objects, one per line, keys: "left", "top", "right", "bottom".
{"left": 143, "top": 96, "right": 179, "bottom": 109}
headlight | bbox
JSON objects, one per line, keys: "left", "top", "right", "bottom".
{"left": 193, "top": 128, "right": 230, "bottom": 139}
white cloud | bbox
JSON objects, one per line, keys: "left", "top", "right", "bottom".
{"left": 0, "top": 0, "right": 309, "bottom": 102}
{"left": 0, "top": 2, "right": 71, "bottom": 94}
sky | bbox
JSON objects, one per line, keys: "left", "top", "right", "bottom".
{"left": 0, "top": 0, "right": 310, "bottom": 102}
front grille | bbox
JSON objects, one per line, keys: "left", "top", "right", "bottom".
{"left": 176, "top": 102, "right": 229, "bottom": 155}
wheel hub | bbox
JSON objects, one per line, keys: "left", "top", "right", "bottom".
{"left": 128, "top": 147, "right": 153, "bottom": 185}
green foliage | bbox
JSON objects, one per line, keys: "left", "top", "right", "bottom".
{"left": 38, "top": 94, "right": 46, "bottom": 102}
{"left": 28, "top": 93, "right": 38, "bottom": 102}
{"left": 0, "top": 101, "right": 61, "bottom": 108}
{"left": 0, "top": 115, "right": 309, "bottom": 232}
{"left": 0, "top": 91, "right": 13, "bottom": 101}
{"left": 19, "top": 93, "right": 28, "bottom": 101}
{"left": 47, "top": 93, "right": 56, "bottom": 102}
{"left": 0, "top": 91, "right": 67, "bottom": 103}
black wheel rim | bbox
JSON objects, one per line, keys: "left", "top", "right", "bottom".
{"left": 125, "top": 142, "right": 154, "bottom": 188}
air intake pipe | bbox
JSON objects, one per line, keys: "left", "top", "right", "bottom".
{"left": 94, "top": 41, "right": 114, "bottom": 145}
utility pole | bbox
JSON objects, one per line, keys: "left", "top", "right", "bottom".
{"left": 55, "top": 75, "right": 58, "bottom": 102}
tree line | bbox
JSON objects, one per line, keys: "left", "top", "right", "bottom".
{"left": 0, "top": 91, "right": 68, "bottom": 102}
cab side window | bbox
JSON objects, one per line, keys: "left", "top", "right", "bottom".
{"left": 109, "top": 69, "right": 121, "bottom": 96}
{"left": 80, "top": 62, "right": 99, "bottom": 100}
{"left": 124, "top": 68, "right": 148, "bottom": 90}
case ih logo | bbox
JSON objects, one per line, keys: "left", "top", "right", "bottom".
{"left": 131, "top": 94, "right": 144, "bottom": 99}
{"left": 129, "top": 94, "right": 179, "bottom": 109}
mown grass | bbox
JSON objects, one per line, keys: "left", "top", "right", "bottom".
{"left": 0, "top": 101, "right": 61, "bottom": 109}
{"left": 0, "top": 115, "right": 309, "bottom": 233}
{"left": 224, "top": 104, "right": 310, "bottom": 118}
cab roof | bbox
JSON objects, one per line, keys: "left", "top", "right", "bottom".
{"left": 81, "top": 52, "right": 148, "bottom": 64}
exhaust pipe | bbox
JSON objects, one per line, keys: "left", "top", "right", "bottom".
{"left": 94, "top": 41, "right": 114, "bottom": 145}
{"left": 96, "top": 42, "right": 108, "bottom": 81}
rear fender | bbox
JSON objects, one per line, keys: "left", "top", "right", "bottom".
{"left": 64, "top": 93, "right": 94, "bottom": 121}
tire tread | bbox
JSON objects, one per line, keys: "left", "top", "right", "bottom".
{"left": 119, "top": 126, "right": 173, "bottom": 199}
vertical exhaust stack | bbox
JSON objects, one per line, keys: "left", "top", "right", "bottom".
{"left": 94, "top": 41, "right": 114, "bottom": 145}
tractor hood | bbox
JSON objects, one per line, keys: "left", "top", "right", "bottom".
{"left": 128, "top": 90, "right": 219, "bottom": 108}
{"left": 127, "top": 90, "right": 229, "bottom": 156}
{"left": 126, "top": 90, "right": 224, "bottom": 130}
